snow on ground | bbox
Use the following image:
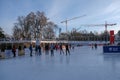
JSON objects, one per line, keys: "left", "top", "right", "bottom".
{"left": 0, "top": 46, "right": 120, "bottom": 80}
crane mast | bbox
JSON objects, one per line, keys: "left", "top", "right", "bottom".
{"left": 75, "top": 21, "right": 117, "bottom": 42}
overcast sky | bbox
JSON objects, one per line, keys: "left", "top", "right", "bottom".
{"left": 0, "top": 0, "right": 120, "bottom": 35}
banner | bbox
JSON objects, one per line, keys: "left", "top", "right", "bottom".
{"left": 110, "top": 30, "right": 114, "bottom": 44}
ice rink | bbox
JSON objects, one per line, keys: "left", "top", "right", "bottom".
{"left": 1, "top": 46, "right": 120, "bottom": 80}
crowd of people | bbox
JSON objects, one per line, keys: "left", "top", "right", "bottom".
{"left": 0, "top": 43, "right": 99, "bottom": 59}
{"left": 0, "top": 43, "right": 75, "bottom": 59}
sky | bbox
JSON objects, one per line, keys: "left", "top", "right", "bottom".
{"left": 0, "top": 0, "right": 120, "bottom": 35}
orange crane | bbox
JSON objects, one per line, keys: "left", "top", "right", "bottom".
{"left": 61, "top": 15, "right": 86, "bottom": 33}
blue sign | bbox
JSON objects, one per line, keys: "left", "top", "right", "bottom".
{"left": 103, "top": 46, "right": 120, "bottom": 53}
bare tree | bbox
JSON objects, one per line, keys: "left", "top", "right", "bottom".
{"left": 13, "top": 24, "right": 22, "bottom": 40}
{"left": 35, "top": 11, "right": 48, "bottom": 40}
{"left": 12, "top": 11, "right": 58, "bottom": 40}
{"left": 0, "top": 27, "right": 5, "bottom": 38}
{"left": 43, "top": 21, "right": 58, "bottom": 39}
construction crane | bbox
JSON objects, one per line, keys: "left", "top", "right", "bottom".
{"left": 80, "top": 21, "right": 117, "bottom": 32}
{"left": 79, "top": 21, "right": 117, "bottom": 42}
{"left": 61, "top": 15, "right": 86, "bottom": 33}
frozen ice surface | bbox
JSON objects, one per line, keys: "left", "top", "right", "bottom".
{"left": 1, "top": 46, "right": 120, "bottom": 80}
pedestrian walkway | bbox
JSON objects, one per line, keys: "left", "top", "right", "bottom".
{"left": 0, "top": 46, "right": 120, "bottom": 80}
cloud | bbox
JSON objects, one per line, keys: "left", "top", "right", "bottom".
{"left": 102, "top": 1, "right": 120, "bottom": 15}
{"left": 47, "top": 0, "right": 71, "bottom": 19}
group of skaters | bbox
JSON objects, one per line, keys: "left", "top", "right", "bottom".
{"left": 29, "top": 44, "right": 42, "bottom": 57}
{"left": 0, "top": 43, "right": 74, "bottom": 58}
{"left": 29, "top": 43, "right": 74, "bottom": 57}
{"left": 0, "top": 45, "right": 17, "bottom": 58}
{"left": 0, "top": 43, "right": 99, "bottom": 59}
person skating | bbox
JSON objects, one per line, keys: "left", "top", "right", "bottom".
{"left": 12, "top": 45, "right": 16, "bottom": 57}
{"left": 65, "top": 44, "right": 70, "bottom": 55}
{"left": 45, "top": 43, "right": 49, "bottom": 55}
{"left": 72, "top": 44, "right": 75, "bottom": 51}
{"left": 94, "top": 43, "right": 97, "bottom": 49}
{"left": 38, "top": 45, "right": 41, "bottom": 56}
{"left": 91, "top": 44, "right": 94, "bottom": 49}
{"left": 50, "top": 44, "right": 54, "bottom": 56}
{"left": 60, "top": 44, "right": 64, "bottom": 55}
{"left": 35, "top": 45, "right": 38, "bottom": 55}
{"left": 29, "top": 44, "right": 33, "bottom": 57}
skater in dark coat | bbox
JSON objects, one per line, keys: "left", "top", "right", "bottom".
{"left": 65, "top": 44, "right": 70, "bottom": 55}
{"left": 29, "top": 44, "right": 33, "bottom": 57}
{"left": 38, "top": 45, "right": 41, "bottom": 55}
{"left": 12, "top": 45, "right": 16, "bottom": 57}
{"left": 45, "top": 44, "right": 49, "bottom": 55}
{"left": 94, "top": 43, "right": 97, "bottom": 49}
{"left": 59, "top": 44, "right": 64, "bottom": 55}
{"left": 35, "top": 45, "right": 38, "bottom": 55}
{"left": 50, "top": 44, "right": 54, "bottom": 56}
